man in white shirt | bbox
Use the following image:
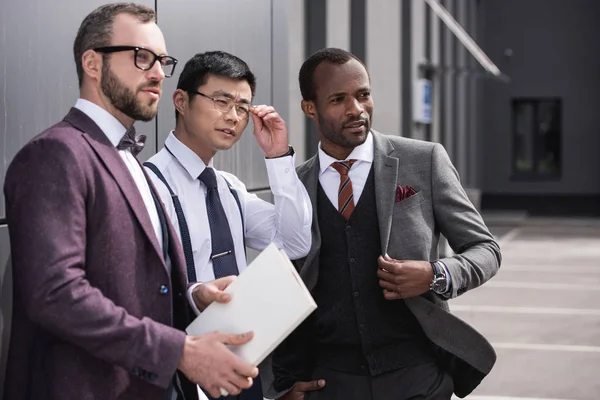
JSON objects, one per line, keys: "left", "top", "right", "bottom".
{"left": 145, "top": 51, "right": 312, "bottom": 400}
{"left": 3, "top": 4, "right": 258, "bottom": 400}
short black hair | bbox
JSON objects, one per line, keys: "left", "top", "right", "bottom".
{"left": 299, "top": 48, "right": 367, "bottom": 101}
{"left": 175, "top": 51, "right": 256, "bottom": 121}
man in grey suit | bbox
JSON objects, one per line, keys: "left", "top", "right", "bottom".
{"left": 268, "top": 48, "right": 501, "bottom": 400}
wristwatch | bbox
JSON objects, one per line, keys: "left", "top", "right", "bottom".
{"left": 430, "top": 260, "right": 448, "bottom": 294}
{"left": 267, "top": 146, "right": 295, "bottom": 159}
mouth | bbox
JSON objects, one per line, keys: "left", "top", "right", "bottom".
{"left": 217, "top": 128, "right": 236, "bottom": 137}
{"left": 343, "top": 120, "right": 367, "bottom": 131}
{"left": 141, "top": 88, "right": 161, "bottom": 99}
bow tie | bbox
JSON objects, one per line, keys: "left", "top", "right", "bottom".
{"left": 117, "top": 125, "right": 147, "bottom": 157}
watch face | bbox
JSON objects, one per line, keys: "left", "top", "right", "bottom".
{"left": 432, "top": 278, "right": 447, "bottom": 293}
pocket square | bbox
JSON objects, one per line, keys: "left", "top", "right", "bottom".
{"left": 395, "top": 185, "right": 417, "bottom": 203}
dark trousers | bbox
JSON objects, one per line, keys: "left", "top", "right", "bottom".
{"left": 305, "top": 362, "right": 453, "bottom": 400}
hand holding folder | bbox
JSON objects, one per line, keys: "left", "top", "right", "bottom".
{"left": 186, "top": 243, "right": 317, "bottom": 396}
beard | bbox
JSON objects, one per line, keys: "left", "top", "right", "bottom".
{"left": 317, "top": 112, "right": 372, "bottom": 149}
{"left": 100, "top": 61, "right": 159, "bottom": 122}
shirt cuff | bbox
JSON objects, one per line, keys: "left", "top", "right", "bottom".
{"left": 438, "top": 261, "right": 452, "bottom": 296}
{"left": 264, "top": 153, "right": 297, "bottom": 194}
{"left": 187, "top": 282, "right": 203, "bottom": 316}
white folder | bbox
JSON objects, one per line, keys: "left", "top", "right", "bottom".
{"left": 186, "top": 242, "right": 317, "bottom": 366}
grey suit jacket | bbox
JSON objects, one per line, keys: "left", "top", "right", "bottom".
{"left": 269, "top": 131, "right": 501, "bottom": 398}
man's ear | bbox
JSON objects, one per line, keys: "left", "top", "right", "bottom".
{"left": 173, "top": 89, "right": 189, "bottom": 117}
{"left": 301, "top": 100, "right": 316, "bottom": 120}
{"left": 81, "top": 49, "right": 102, "bottom": 82}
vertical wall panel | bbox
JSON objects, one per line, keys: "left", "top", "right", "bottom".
{"left": 0, "top": 0, "right": 157, "bottom": 218}
{"left": 410, "top": 0, "right": 426, "bottom": 140}
{"left": 442, "top": 0, "right": 456, "bottom": 161}
{"left": 468, "top": 0, "right": 480, "bottom": 188}
{"left": 430, "top": 0, "right": 442, "bottom": 144}
{"left": 367, "top": 0, "right": 402, "bottom": 135}
{"left": 273, "top": 0, "right": 306, "bottom": 162}
{"left": 455, "top": 0, "right": 468, "bottom": 181}
{"left": 304, "top": 0, "right": 326, "bottom": 154}
{"left": 156, "top": 0, "right": 273, "bottom": 191}
{"left": 327, "top": 0, "right": 351, "bottom": 50}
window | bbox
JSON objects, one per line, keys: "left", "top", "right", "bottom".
{"left": 512, "top": 98, "right": 561, "bottom": 179}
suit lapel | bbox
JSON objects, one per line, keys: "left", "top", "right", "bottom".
{"left": 372, "top": 131, "right": 399, "bottom": 256}
{"left": 296, "top": 156, "right": 322, "bottom": 291}
{"left": 63, "top": 108, "right": 165, "bottom": 267}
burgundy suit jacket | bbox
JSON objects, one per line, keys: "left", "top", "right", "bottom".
{"left": 3, "top": 108, "right": 197, "bottom": 399}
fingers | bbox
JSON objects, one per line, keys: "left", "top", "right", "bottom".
{"left": 294, "top": 379, "right": 326, "bottom": 392}
{"left": 218, "top": 382, "right": 240, "bottom": 396}
{"left": 197, "top": 285, "right": 231, "bottom": 307}
{"left": 220, "top": 331, "right": 254, "bottom": 346}
{"left": 219, "top": 375, "right": 253, "bottom": 396}
{"left": 251, "top": 105, "right": 276, "bottom": 117}
{"left": 383, "top": 288, "right": 403, "bottom": 300}
{"left": 378, "top": 279, "right": 397, "bottom": 291}
{"left": 377, "top": 267, "right": 403, "bottom": 284}
{"left": 213, "top": 275, "right": 236, "bottom": 292}
{"left": 205, "top": 386, "right": 223, "bottom": 398}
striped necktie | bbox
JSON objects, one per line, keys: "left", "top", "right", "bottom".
{"left": 331, "top": 160, "right": 357, "bottom": 220}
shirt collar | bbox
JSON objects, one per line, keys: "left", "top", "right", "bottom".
{"left": 318, "top": 130, "right": 374, "bottom": 176}
{"left": 165, "top": 131, "right": 214, "bottom": 180}
{"left": 74, "top": 99, "right": 127, "bottom": 147}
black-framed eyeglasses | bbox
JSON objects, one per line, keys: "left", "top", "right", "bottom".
{"left": 93, "top": 46, "right": 178, "bottom": 77}
{"left": 192, "top": 91, "right": 252, "bottom": 119}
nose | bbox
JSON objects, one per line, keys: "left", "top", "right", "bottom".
{"left": 223, "top": 106, "right": 243, "bottom": 123}
{"left": 346, "top": 98, "right": 363, "bottom": 117}
{"left": 146, "top": 60, "right": 166, "bottom": 82}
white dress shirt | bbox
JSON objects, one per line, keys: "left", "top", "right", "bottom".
{"left": 146, "top": 132, "right": 312, "bottom": 284}
{"left": 318, "top": 130, "right": 374, "bottom": 208}
{"left": 74, "top": 99, "right": 163, "bottom": 252}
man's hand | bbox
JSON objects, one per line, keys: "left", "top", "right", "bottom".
{"left": 192, "top": 276, "right": 236, "bottom": 312}
{"left": 250, "top": 105, "right": 290, "bottom": 158}
{"left": 178, "top": 332, "right": 259, "bottom": 398}
{"left": 377, "top": 255, "right": 433, "bottom": 300}
{"left": 279, "top": 380, "right": 326, "bottom": 400}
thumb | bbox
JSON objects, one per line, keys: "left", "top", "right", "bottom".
{"left": 222, "top": 331, "right": 254, "bottom": 346}
{"left": 295, "top": 379, "right": 326, "bottom": 392}
{"left": 199, "top": 283, "right": 231, "bottom": 304}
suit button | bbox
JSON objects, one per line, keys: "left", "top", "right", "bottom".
{"left": 345, "top": 225, "right": 351, "bottom": 231}
{"left": 349, "top": 258, "right": 355, "bottom": 263}
{"left": 159, "top": 285, "right": 169, "bottom": 294}
{"left": 354, "top": 291, "right": 359, "bottom": 297}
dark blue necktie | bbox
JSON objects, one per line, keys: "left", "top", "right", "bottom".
{"left": 198, "top": 167, "right": 239, "bottom": 279}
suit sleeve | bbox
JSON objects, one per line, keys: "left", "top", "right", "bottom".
{"left": 430, "top": 144, "right": 501, "bottom": 298}
{"left": 4, "top": 138, "right": 185, "bottom": 389}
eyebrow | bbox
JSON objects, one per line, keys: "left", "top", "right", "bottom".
{"left": 328, "top": 87, "right": 370, "bottom": 98}
{"left": 212, "top": 89, "right": 251, "bottom": 104}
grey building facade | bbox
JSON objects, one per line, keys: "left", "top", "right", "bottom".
{"left": 2, "top": 0, "right": 598, "bottom": 390}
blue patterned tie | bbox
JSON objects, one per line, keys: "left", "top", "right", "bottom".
{"left": 198, "top": 167, "right": 239, "bottom": 279}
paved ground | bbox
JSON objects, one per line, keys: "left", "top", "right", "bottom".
{"left": 451, "top": 216, "right": 600, "bottom": 400}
